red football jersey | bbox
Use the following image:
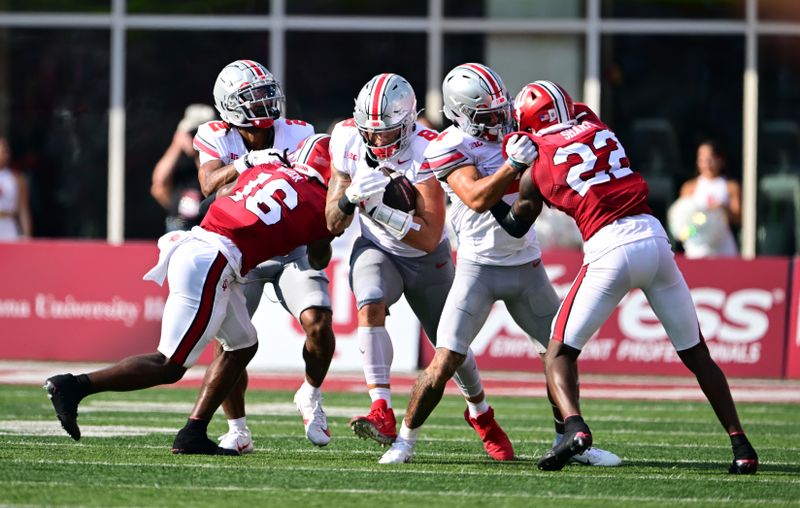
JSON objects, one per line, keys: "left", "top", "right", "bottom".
{"left": 525, "top": 106, "right": 651, "bottom": 241}
{"left": 201, "top": 162, "right": 332, "bottom": 274}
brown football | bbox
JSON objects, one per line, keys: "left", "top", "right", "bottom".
{"left": 379, "top": 167, "right": 417, "bottom": 213}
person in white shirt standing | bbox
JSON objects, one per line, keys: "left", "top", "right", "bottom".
{"left": 326, "top": 73, "right": 515, "bottom": 461}
{"left": 677, "top": 140, "right": 740, "bottom": 258}
{"left": 380, "top": 64, "right": 619, "bottom": 466}
{"left": 0, "top": 137, "right": 32, "bottom": 241}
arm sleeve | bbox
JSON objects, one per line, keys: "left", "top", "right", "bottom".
{"left": 489, "top": 200, "right": 534, "bottom": 239}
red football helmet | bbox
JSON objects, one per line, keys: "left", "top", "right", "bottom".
{"left": 291, "top": 134, "right": 332, "bottom": 186}
{"left": 513, "top": 80, "right": 575, "bottom": 134}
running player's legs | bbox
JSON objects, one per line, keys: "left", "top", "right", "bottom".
{"left": 503, "top": 260, "right": 559, "bottom": 352}
{"left": 640, "top": 237, "right": 701, "bottom": 350}
{"left": 242, "top": 260, "right": 280, "bottom": 317}
{"left": 436, "top": 260, "right": 495, "bottom": 355}
{"left": 275, "top": 252, "right": 331, "bottom": 318}
{"left": 350, "top": 237, "right": 404, "bottom": 308}
{"left": 553, "top": 249, "right": 632, "bottom": 351}
{"left": 398, "top": 240, "right": 454, "bottom": 344}
{"left": 158, "top": 239, "right": 237, "bottom": 368}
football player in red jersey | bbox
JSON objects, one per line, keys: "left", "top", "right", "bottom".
{"left": 493, "top": 80, "right": 758, "bottom": 474}
{"left": 193, "top": 60, "right": 334, "bottom": 452}
{"left": 45, "top": 135, "right": 335, "bottom": 455}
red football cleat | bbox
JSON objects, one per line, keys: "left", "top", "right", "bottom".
{"left": 350, "top": 399, "right": 397, "bottom": 445}
{"left": 464, "top": 407, "right": 515, "bottom": 461}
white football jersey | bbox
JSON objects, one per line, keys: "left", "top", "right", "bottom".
{"left": 330, "top": 119, "right": 445, "bottom": 258}
{"left": 193, "top": 118, "right": 315, "bottom": 165}
{"left": 424, "top": 125, "right": 541, "bottom": 265}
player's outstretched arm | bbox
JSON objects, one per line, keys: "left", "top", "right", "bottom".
{"left": 325, "top": 166, "right": 356, "bottom": 235}
{"left": 198, "top": 159, "right": 239, "bottom": 198}
{"left": 307, "top": 238, "right": 333, "bottom": 270}
{"left": 489, "top": 166, "right": 543, "bottom": 238}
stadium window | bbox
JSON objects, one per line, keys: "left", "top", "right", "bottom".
{"left": 0, "top": 28, "right": 110, "bottom": 238}
{"left": 602, "top": 0, "right": 746, "bottom": 19}
{"left": 601, "top": 34, "right": 745, "bottom": 228}
{"left": 123, "top": 29, "right": 270, "bottom": 239}
{"left": 125, "top": 1, "right": 269, "bottom": 14}
{"left": 284, "top": 31, "right": 427, "bottom": 135}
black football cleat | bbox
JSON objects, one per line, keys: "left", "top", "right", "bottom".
{"left": 729, "top": 440, "right": 758, "bottom": 474}
{"left": 537, "top": 430, "right": 592, "bottom": 471}
{"left": 44, "top": 374, "right": 82, "bottom": 441}
{"left": 729, "top": 458, "right": 758, "bottom": 474}
{"left": 171, "top": 428, "right": 240, "bottom": 456}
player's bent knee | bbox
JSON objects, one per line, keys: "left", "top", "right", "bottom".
{"left": 300, "top": 307, "right": 334, "bottom": 340}
{"left": 357, "top": 302, "right": 387, "bottom": 326}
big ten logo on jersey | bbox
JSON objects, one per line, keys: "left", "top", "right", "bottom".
{"left": 616, "top": 287, "right": 784, "bottom": 365}
{"left": 470, "top": 140, "right": 484, "bottom": 149}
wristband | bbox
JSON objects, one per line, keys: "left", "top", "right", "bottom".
{"left": 507, "top": 158, "right": 528, "bottom": 173}
{"left": 233, "top": 155, "right": 252, "bottom": 174}
{"left": 337, "top": 195, "right": 356, "bottom": 215}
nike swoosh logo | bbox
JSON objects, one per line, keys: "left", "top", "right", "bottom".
{"left": 398, "top": 159, "right": 409, "bottom": 165}
{"left": 435, "top": 262, "right": 447, "bottom": 269}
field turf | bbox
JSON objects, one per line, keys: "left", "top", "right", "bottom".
{"left": 0, "top": 384, "right": 798, "bottom": 507}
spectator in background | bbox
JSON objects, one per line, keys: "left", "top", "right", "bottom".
{"left": 0, "top": 137, "right": 33, "bottom": 241}
{"left": 151, "top": 104, "right": 216, "bottom": 232}
{"left": 669, "top": 140, "right": 740, "bottom": 258}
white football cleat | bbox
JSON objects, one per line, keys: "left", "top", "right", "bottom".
{"left": 218, "top": 428, "right": 254, "bottom": 454}
{"left": 553, "top": 434, "right": 621, "bottom": 466}
{"left": 294, "top": 388, "right": 331, "bottom": 447}
{"left": 570, "top": 446, "right": 622, "bottom": 466}
{"left": 379, "top": 439, "right": 415, "bottom": 464}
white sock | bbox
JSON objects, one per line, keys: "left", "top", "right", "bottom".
{"left": 298, "top": 380, "right": 320, "bottom": 397}
{"left": 368, "top": 387, "right": 392, "bottom": 407}
{"left": 359, "top": 326, "right": 393, "bottom": 386}
{"left": 227, "top": 417, "right": 248, "bottom": 432}
{"left": 467, "top": 399, "right": 490, "bottom": 419}
{"left": 398, "top": 420, "right": 419, "bottom": 445}
{"left": 453, "top": 349, "right": 484, "bottom": 399}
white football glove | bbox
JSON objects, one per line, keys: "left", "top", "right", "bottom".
{"left": 506, "top": 134, "right": 538, "bottom": 169}
{"left": 345, "top": 170, "right": 391, "bottom": 204}
{"left": 233, "top": 148, "right": 287, "bottom": 173}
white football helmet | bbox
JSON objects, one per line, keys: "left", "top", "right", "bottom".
{"left": 213, "top": 59, "right": 284, "bottom": 129}
{"left": 442, "top": 63, "right": 512, "bottom": 141}
{"left": 353, "top": 73, "right": 418, "bottom": 162}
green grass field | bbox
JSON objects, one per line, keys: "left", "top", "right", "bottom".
{"left": 1, "top": 384, "right": 798, "bottom": 507}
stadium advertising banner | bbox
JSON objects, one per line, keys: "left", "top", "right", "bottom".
{"left": 0, "top": 241, "right": 788, "bottom": 377}
{"left": 421, "top": 251, "right": 790, "bottom": 378}
{"left": 0, "top": 241, "right": 166, "bottom": 361}
{"left": 0, "top": 236, "right": 420, "bottom": 372}
{"left": 784, "top": 257, "right": 800, "bottom": 380}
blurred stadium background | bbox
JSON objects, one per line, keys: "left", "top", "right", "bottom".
{"left": 0, "top": 0, "right": 799, "bottom": 380}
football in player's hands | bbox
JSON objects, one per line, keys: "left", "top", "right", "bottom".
{"left": 378, "top": 167, "right": 417, "bottom": 213}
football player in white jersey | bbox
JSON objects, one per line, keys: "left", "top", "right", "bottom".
{"left": 380, "top": 63, "right": 619, "bottom": 465}
{"left": 192, "top": 59, "right": 335, "bottom": 452}
{"left": 326, "top": 73, "right": 515, "bottom": 461}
